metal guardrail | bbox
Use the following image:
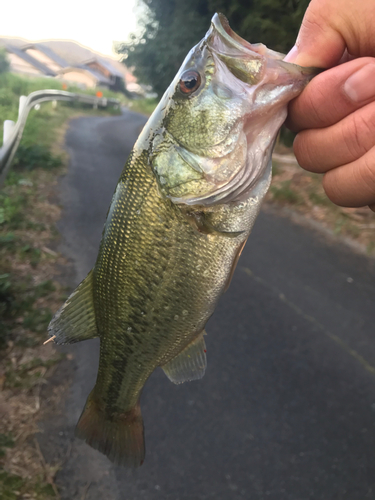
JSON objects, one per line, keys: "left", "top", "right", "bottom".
{"left": 0, "top": 89, "right": 120, "bottom": 185}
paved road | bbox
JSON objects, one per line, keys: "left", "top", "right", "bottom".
{"left": 40, "top": 110, "right": 375, "bottom": 500}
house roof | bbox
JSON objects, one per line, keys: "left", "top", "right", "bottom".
{"left": 83, "top": 56, "right": 124, "bottom": 78}
{"left": 6, "top": 45, "right": 56, "bottom": 76}
{"left": 59, "top": 65, "right": 111, "bottom": 86}
{"left": 78, "top": 65, "right": 112, "bottom": 85}
{"left": 41, "top": 40, "right": 97, "bottom": 66}
{"left": 23, "top": 43, "right": 70, "bottom": 68}
{"left": 0, "top": 36, "right": 29, "bottom": 49}
{"left": 0, "top": 36, "right": 136, "bottom": 88}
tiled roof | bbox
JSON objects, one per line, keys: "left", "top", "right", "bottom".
{"left": 78, "top": 65, "right": 112, "bottom": 85}
{"left": 59, "top": 65, "right": 111, "bottom": 86}
{"left": 26, "top": 43, "right": 70, "bottom": 68}
{"left": 6, "top": 45, "right": 56, "bottom": 76}
{"left": 83, "top": 56, "right": 123, "bottom": 78}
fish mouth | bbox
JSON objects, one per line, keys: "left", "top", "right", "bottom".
{"left": 209, "top": 13, "right": 285, "bottom": 61}
{"left": 206, "top": 13, "right": 318, "bottom": 85}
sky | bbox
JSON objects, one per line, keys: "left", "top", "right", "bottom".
{"left": 1, "top": 0, "right": 143, "bottom": 58}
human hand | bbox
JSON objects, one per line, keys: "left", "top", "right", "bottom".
{"left": 284, "top": 0, "right": 375, "bottom": 211}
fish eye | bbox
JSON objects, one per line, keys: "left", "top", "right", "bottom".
{"left": 179, "top": 70, "right": 201, "bottom": 95}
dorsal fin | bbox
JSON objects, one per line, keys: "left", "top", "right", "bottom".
{"left": 47, "top": 270, "right": 98, "bottom": 345}
{"left": 162, "top": 332, "right": 207, "bottom": 384}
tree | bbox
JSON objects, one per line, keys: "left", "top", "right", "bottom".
{"left": 117, "top": 0, "right": 309, "bottom": 96}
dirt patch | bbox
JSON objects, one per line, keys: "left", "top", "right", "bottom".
{"left": 268, "top": 148, "right": 375, "bottom": 256}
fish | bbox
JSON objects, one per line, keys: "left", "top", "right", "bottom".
{"left": 47, "top": 13, "right": 317, "bottom": 467}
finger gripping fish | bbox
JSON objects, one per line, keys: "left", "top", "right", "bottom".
{"left": 47, "top": 13, "right": 316, "bottom": 467}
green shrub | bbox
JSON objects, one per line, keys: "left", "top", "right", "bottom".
{"left": 0, "top": 193, "right": 26, "bottom": 229}
{"left": 0, "top": 433, "right": 14, "bottom": 457}
{"left": 0, "top": 88, "right": 15, "bottom": 107}
{"left": 14, "top": 144, "right": 62, "bottom": 171}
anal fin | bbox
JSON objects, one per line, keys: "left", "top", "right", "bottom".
{"left": 47, "top": 270, "right": 98, "bottom": 345}
{"left": 162, "top": 331, "right": 207, "bottom": 384}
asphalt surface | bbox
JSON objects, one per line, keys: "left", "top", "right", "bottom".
{"left": 40, "top": 109, "right": 375, "bottom": 500}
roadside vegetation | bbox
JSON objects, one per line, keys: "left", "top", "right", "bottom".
{"left": 124, "top": 96, "right": 158, "bottom": 116}
{"left": 0, "top": 71, "right": 123, "bottom": 499}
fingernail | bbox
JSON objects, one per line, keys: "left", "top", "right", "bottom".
{"left": 344, "top": 64, "right": 375, "bottom": 102}
{"left": 284, "top": 46, "right": 298, "bottom": 63}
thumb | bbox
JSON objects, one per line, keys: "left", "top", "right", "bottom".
{"left": 284, "top": 0, "right": 375, "bottom": 68}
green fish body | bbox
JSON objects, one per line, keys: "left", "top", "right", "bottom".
{"left": 48, "top": 14, "right": 317, "bottom": 467}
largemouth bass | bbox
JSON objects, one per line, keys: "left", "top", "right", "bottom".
{"left": 47, "top": 13, "right": 316, "bottom": 467}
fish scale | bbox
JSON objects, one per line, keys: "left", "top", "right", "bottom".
{"left": 47, "top": 13, "right": 317, "bottom": 467}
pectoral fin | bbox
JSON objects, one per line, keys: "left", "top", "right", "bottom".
{"left": 184, "top": 211, "right": 244, "bottom": 238}
{"left": 224, "top": 239, "right": 248, "bottom": 292}
{"left": 162, "top": 332, "right": 207, "bottom": 384}
{"left": 47, "top": 270, "right": 98, "bottom": 345}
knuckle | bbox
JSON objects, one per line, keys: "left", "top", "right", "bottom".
{"left": 346, "top": 112, "right": 374, "bottom": 158}
{"left": 358, "top": 154, "right": 375, "bottom": 190}
{"left": 299, "top": 5, "right": 327, "bottom": 39}
{"left": 300, "top": 72, "right": 340, "bottom": 127}
{"left": 303, "top": 88, "right": 327, "bottom": 126}
{"left": 322, "top": 171, "right": 345, "bottom": 205}
{"left": 293, "top": 132, "right": 316, "bottom": 170}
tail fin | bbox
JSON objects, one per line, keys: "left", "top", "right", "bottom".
{"left": 75, "top": 391, "right": 145, "bottom": 468}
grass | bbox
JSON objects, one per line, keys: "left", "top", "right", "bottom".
{"left": 0, "top": 470, "right": 57, "bottom": 500}
{"left": 125, "top": 96, "right": 158, "bottom": 116}
{"left": 0, "top": 70, "right": 126, "bottom": 499}
{"left": 270, "top": 180, "right": 302, "bottom": 205}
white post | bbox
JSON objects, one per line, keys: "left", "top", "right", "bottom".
{"left": 52, "top": 100, "right": 57, "bottom": 109}
{"left": 3, "top": 120, "right": 15, "bottom": 144}
{"left": 19, "top": 95, "right": 27, "bottom": 116}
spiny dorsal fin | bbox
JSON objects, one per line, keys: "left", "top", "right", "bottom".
{"left": 47, "top": 270, "right": 98, "bottom": 345}
{"left": 162, "top": 331, "right": 207, "bottom": 384}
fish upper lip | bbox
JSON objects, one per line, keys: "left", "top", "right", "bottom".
{"left": 210, "top": 13, "right": 254, "bottom": 55}
{"left": 208, "top": 13, "right": 285, "bottom": 61}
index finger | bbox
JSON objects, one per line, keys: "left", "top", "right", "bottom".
{"left": 287, "top": 58, "right": 375, "bottom": 132}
